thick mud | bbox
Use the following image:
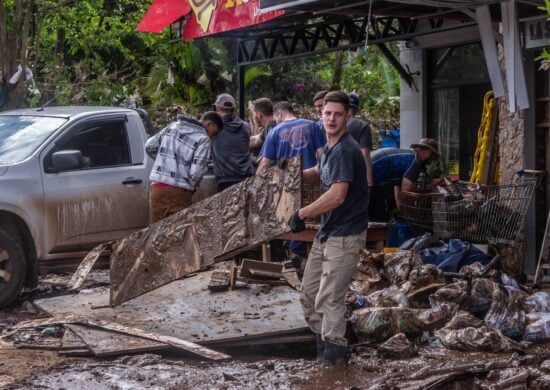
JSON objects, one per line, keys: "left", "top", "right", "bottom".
{"left": 4, "top": 341, "right": 550, "bottom": 389}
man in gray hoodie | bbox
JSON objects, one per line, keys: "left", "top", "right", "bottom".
{"left": 212, "top": 93, "right": 256, "bottom": 192}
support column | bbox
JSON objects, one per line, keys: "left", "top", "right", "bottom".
{"left": 399, "top": 42, "right": 425, "bottom": 147}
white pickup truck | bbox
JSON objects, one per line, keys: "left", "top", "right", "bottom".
{"left": 0, "top": 106, "right": 215, "bottom": 307}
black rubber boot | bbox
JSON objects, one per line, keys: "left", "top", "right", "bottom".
{"left": 323, "top": 341, "right": 351, "bottom": 367}
{"left": 315, "top": 333, "right": 325, "bottom": 364}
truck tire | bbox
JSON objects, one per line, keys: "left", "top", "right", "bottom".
{"left": 0, "top": 229, "right": 26, "bottom": 308}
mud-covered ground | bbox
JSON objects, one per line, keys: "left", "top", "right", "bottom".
{"left": 3, "top": 338, "right": 550, "bottom": 389}
{"left": 2, "top": 272, "right": 550, "bottom": 389}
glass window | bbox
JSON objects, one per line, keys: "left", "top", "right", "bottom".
{"left": 429, "top": 43, "right": 489, "bottom": 85}
{"left": 0, "top": 115, "right": 67, "bottom": 164}
{"left": 51, "top": 121, "right": 130, "bottom": 169}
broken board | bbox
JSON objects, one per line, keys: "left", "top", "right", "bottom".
{"left": 35, "top": 270, "right": 310, "bottom": 349}
{"left": 109, "top": 157, "right": 302, "bottom": 305}
{"left": 65, "top": 324, "right": 169, "bottom": 357}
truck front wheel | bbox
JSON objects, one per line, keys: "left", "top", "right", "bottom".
{"left": 0, "top": 229, "right": 26, "bottom": 308}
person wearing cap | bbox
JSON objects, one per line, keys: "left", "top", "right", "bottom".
{"left": 212, "top": 93, "right": 256, "bottom": 192}
{"left": 287, "top": 91, "right": 369, "bottom": 366}
{"left": 146, "top": 111, "right": 224, "bottom": 224}
{"left": 346, "top": 92, "right": 373, "bottom": 186}
{"left": 369, "top": 138, "right": 440, "bottom": 221}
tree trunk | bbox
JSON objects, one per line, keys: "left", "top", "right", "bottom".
{"left": 331, "top": 51, "right": 344, "bottom": 90}
{"left": 0, "top": 0, "right": 34, "bottom": 110}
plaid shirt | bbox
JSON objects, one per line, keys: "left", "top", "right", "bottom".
{"left": 149, "top": 116, "right": 210, "bottom": 191}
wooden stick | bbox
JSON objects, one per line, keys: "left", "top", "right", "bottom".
{"left": 67, "top": 241, "right": 113, "bottom": 290}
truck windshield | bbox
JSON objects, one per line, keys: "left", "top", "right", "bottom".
{"left": 0, "top": 115, "right": 67, "bottom": 164}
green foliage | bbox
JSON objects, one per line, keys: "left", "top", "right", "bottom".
{"left": 3, "top": 0, "right": 401, "bottom": 123}
{"left": 244, "top": 65, "right": 272, "bottom": 88}
{"left": 537, "top": 0, "right": 550, "bottom": 71}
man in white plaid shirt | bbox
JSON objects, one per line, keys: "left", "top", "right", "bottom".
{"left": 147, "top": 111, "right": 223, "bottom": 223}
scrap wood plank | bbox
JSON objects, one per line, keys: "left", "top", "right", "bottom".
{"left": 78, "top": 319, "right": 230, "bottom": 361}
{"left": 1, "top": 315, "right": 83, "bottom": 338}
{"left": 282, "top": 270, "right": 302, "bottom": 291}
{"left": 240, "top": 259, "right": 283, "bottom": 279}
{"left": 109, "top": 157, "right": 301, "bottom": 305}
{"left": 399, "top": 373, "right": 462, "bottom": 390}
{"left": 2, "top": 315, "right": 228, "bottom": 361}
{"left": 65, "top": 324, "right": 168, "bottom": 357}
{"left": 59, "top": 348, "right": 93, "bottom": 357}
{"left": 67, "top": 241, "right": 113, "bottom": 290}
{"left": 60, "top": 327, "right": 88, "bottom": 351}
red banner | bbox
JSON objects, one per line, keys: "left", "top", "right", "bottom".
{"left": 136, "top": 0, "right": 284, "bottom": 39}
{"left": 182, "top": 0, "right": 284, "bottom": 39}
{"left": 137, "top": 0, "right": 191, "bottom": 33}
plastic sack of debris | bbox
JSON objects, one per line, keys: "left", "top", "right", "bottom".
{"left": 436, "top": 312, "right": 523, "bottom": 352}
{"left": 366, "top": 286, "right": 409, "bottom": 308}
{"left": 523, "top": 292, "right": 550, "bottom": 314}
{"left": 406, "top": 264, "right": 445, "bottom": 291}
{"left": 376, "top": 332, "right": 418, "bottom": 358}
{"left": 470, "top": 278, "right": 499, "bottom": 313}
{"left": 522, "top": 313, "right": 550, "bottom": 342}
{"left": 350, "top": 307, "right": 423, "bottom": 343}
{"left": 420, "top": 239, "right": 490, "bottom": 273}
{"left": 484, "top": 288, "right": 526, "bottom": 340}
{"left": 429, "top": 281, "right": 467, "bottom": 315}
{"left": 417, "top": 308, "right": 451, "bottom": 330}
{"left": 384, "top": 251, "right": 421, "bottom": 286}
{"left": 399, "top": 233, "right": 444, "bottom": 252}
{"left": 447, "top": 311, "right": 484, "bottom": 329}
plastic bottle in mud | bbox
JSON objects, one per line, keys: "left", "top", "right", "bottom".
{"left": 354, "top": 295, "right": 370, "bottom": 309}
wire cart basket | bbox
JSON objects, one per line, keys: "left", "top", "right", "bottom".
{"left": 399, "top": 172, "right": 541, "bottom": 245}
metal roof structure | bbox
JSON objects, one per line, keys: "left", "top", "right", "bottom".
{"left": 230, "top": 0, "right": 541, "bottom": 66}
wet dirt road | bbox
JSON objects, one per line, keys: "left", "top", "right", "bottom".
{"left": 4, "top": 337, "right": 550, "bottom": 389}
{"left": 3, "top": 272, "right": 550, "bottom": 389}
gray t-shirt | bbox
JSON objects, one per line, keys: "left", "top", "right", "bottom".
{"left": 347, "top": 117, "right": 373, "bottom": 149}
{"left": 316, "top": 132, "right": 369, "bottom": 243}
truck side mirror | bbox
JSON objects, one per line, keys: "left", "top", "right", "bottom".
{"left": 52, "top": 150, "right": 87, "bottom": 171}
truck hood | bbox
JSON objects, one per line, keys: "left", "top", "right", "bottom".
{"left": 0, "top": 166, "right": 8, "bottom": 176}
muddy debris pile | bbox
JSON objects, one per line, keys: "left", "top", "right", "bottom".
{"left": 346, "top": 249, "right": 550, "bottom": 354}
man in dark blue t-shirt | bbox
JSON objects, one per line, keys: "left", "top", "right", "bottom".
{"left": 369, "top": 139, "right": 439, "bottom": 221}
{"left": 287, "top": 91, "right": 369, "bottom": 367}
{"left": 257, "top": 101, "right": 326, "bottom": 262}
{"left": 256, "top": 101, "right": 326, "bottom": 174}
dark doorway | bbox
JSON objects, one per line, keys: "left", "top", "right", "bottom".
{"left": 427, "top": 43, "right": 491, "bottom": 180}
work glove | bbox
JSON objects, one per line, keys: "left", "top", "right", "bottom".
{"left": 277, "top": 157, "right": 288, "bottom": 170}
{"left": 288, "top": 209, "right": 305, "bottom": 233}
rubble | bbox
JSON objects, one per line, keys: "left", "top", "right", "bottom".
{"left": 347, "top": 248, "right": 550, "bottom": 360}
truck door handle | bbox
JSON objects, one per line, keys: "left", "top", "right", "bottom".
{"left": 122, "top": 178, "right": 143, "bottom": 185}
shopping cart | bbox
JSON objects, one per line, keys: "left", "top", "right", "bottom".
{"left": 399, "top": 171, "right": 541, "bottom": 245}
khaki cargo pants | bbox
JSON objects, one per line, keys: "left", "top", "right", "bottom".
{"left": 300, "top": 230, "right": 366, "bottom": 346}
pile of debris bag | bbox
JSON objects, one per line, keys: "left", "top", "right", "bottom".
{"left": 346, "top": 240, "right": 550, "bottom": 357}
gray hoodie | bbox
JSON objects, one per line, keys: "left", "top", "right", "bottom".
{"left": 211, "top": 114, "right": 255, "bottom": 183}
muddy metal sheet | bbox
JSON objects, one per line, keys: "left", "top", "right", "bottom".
{"left": 109, "top": 157, "right": 301, "bottom": 305}
{"left": 34, "top": 270, "right": 309, "bottom": 347}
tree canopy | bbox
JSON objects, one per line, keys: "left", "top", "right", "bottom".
{"left": 0, "top": 0, "right": 400, "bottom": 124}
